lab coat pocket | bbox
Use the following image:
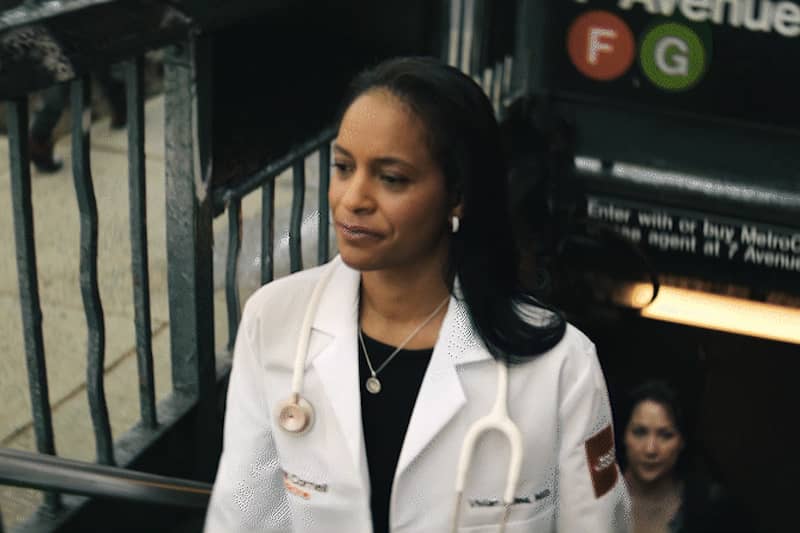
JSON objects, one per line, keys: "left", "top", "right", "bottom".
{"left": 283, "top": 472, "right": 371, "bottom": 533}
{"left": 457, "top": 503, "right": 555, "bottom": 532}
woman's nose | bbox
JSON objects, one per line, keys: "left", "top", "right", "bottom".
{"left": 340, "top": 172, "right": 374, "bottom": 213}
{"left": 644, "top": 436, "right": 658, "bottom": 454}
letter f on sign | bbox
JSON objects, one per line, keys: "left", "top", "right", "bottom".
{"left": 567, "top": 11, "right": 634, "bottom": 81}
{"left": 588, "top": 28, "right": 617, "bottom": 64}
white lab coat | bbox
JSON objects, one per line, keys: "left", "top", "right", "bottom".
{"left": 205, "top": 256, "right": 631, "bottom": 532}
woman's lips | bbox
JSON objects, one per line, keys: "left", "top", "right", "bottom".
{"left": 639, "top": 462, "right": 663, "bottom": 471}
{"left": 336, "top": 222, "right": 383, "bottom": 242}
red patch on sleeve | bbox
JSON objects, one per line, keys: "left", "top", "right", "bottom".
{"left": 584, "top": 424, "right": 618, "bottom": 498}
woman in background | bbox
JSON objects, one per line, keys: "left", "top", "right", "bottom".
{"left": 622, "top": 380, "right": 751, "bottom": 533}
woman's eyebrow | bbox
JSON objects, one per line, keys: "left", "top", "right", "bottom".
{"left": 373, "top": 157, "right": 416, "bottom": 173}
{"left": 332, "top": 144, "right": 352, "bottom": 157}
{"left": 334, "top": 143, "right": 417, "bottom": 173}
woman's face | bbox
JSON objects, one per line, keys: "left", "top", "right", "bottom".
{"left": 624, "top": 400, "right": 684, "bottom": 485}
{"left": 329, "top": 89, "right": 460, "bottom": 274}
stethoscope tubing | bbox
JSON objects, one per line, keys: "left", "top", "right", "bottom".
{"left": 291, "top": 261, "right": 339, "bottom": 397}
{"left": 451, "top": 361, "right": 522, "bottom": 532}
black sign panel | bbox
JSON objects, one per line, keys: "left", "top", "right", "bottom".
{"left": 587, "top": 195, "right": 800, "bottom": 290}
{"left": 544, "top": 0, "right": 800, "bottom": 134}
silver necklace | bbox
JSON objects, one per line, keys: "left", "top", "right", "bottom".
{"left": 358, "top": 295, "right": 449, "bottom": 394}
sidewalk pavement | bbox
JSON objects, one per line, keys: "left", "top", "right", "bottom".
{"left": 0, "top": 94, "right": 332, "bottom": 529}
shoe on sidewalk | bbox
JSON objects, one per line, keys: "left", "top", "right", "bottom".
{"left": 29, "top": 136, "right": 63, "bottom": 173}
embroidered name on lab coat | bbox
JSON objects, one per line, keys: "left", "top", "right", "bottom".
{"left": 584, "top": 424, "right": 618, "bottom": 498}
{"left": 282, "top": 470, "right": 328, "bottom": 500}
{"left": 469, "top": 496, "right": 533, "bottom": 508}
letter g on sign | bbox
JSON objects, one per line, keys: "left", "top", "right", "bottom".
{"left": 640, "top": 22, "right": 708, "bottom": 91}
{"left": 655, "top": 37, "right": 689, "bottom": 76}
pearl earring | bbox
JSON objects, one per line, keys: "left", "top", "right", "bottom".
{"left": 451, "top": 215, "right": 460, "bottom": 234}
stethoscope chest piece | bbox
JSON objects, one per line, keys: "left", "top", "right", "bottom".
{"left": 276, "top": 394, "right": 315, "bottom": 435}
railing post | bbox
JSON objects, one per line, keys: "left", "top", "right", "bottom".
{"left": 225, "top": 199, "right": 242, "bottom": 350}
{"left": 125, "top": 56, "right": 158, "bottom": 429}
{"left": 71, "top": 76, "right": 115, "bottom": 467}
{"left": 163, "top": 32, "right": 220, "bottom": 479}
{"left": 260, "top": 179, "right": 276, "bottom": 285}
{"left": 7, "top": 98, "right": 61, "bottom": 511}
{"left": 289, "top": 160, "right": 305, "bottom": 273}
{"left": 317, "top": 143, "right": 331, "bottom": 265}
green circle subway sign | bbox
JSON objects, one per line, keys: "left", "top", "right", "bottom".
{"left": 640, "top": 23, "right": 707, "bottom": 91}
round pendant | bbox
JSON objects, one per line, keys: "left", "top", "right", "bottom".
{"left": 365, "top": 376, "right": 382, "bottom": 394}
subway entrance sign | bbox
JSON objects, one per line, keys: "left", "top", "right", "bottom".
{"left": 521, "top": 0, "right": 800, "bottom": 292}
{"left": 529, "top": 0, "right": 800, "bottom": 134}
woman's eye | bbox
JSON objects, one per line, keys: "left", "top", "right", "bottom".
{"left": 380, "top": 174, "right": 408, "bottom": 186}
{"left": 631, "top": 426, "right": 647, "bottom": 437}
{"left": 332, "top": 162, "right": 352, "bottom": 173}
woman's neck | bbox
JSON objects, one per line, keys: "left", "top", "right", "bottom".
{"left": 359, "top": 259, "right": 450, "bottom": 348}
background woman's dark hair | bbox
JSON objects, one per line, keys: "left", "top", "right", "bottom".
{"left": 336, "top": 56, "right": 566, "bottom": 361}
{"left": 626, "top": 380, "right": 687, "bottom": 437}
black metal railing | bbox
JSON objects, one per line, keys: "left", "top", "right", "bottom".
{"left": 6, "top": 96, "right": 60, "bottom": 512}
{"left": 1, "top": 45, "right": 339, "bottom": 531}
{"left": 1, "top": 0, "right": 206, "bottom": 524}
{"left": 71, "top": 76, "right": 115, "bottom": 467}
{"left": 126, "top": 56, "right": 158, "bottom": 431}
{"left": 213, "top": 127, "right": 336, "bottom": 348}
{"left": 0, "top": 448, "right": 211, "bottom": 509}
{"left": 3, "top": 55, "right": 172, "bottom": 527}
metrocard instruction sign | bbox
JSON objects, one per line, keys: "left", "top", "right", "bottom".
{"left": 587, "top": 195, "right": 800, "bottom": 288}
{"left": 549, "top": 0, "right": 800, "bottom": 132}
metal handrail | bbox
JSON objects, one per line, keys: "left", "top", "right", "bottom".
{"left": 0, "top": 448, "right": 211, "bottom": 509}
{"left": 212, "top": 125, "right": 337, "bottom": 214}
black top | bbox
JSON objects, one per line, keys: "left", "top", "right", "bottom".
{"left": 358, "top": 331, "right": 433, "bottom": 533}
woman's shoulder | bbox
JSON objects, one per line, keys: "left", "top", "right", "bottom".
{"left": 512, "top": 299, "right": 595, "bottom": 357}
{"left": 530, "top": 317, "right": 598, "bottom": 369}
{"left": 561, "top": 321, "right": 596, "bottom": 356}
{"left": 508, "top": 318, "right": 606, "bottom": 404}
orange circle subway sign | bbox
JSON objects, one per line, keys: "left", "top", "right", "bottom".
{"left": 567, "top": 10, "right": 635, "bottom": 81}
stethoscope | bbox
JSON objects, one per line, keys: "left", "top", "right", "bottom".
{"left": 275, "top": 260, "right": 523, "bottom": 532}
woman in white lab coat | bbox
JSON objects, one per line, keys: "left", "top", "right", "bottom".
{"left": 205, "top": 57, "right": 630, "bottom": 532}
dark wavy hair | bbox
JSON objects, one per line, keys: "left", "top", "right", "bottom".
{"left": 627, "top": 380, "right": 687, "bottom": 435}
{"left": 336, "top": 56, "right": 566, "bottom": 362}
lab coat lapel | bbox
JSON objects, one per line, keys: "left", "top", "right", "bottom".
{"left": 309, "top": 260, "right": 369, "bottom": 490}
{"left": 395, "top": 293, "right": 492, "bottom": 476}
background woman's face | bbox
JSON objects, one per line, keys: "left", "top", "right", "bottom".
{"left": 624, "top": 400, "right": 684, "bottom": 485}
{"left": 329, "top": 89, "right": 457, "bottom": 274}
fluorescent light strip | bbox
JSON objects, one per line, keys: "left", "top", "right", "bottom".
{"left": 623, "top": 284, "right": 800, "bottom": 345}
